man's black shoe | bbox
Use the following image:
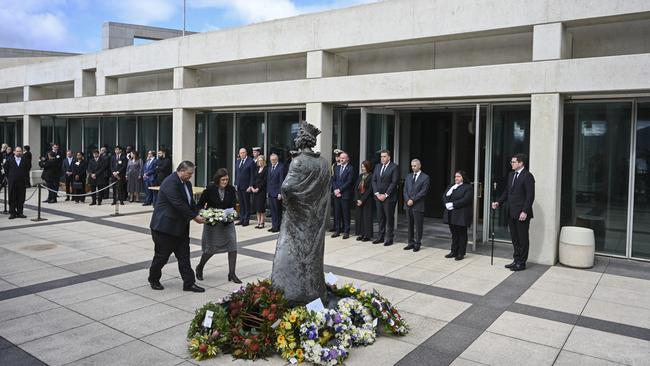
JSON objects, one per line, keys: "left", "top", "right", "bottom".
{"left": 8, "top": 215, "right": 16, "bottom": 220}
{"left": 361, "top": 237, "right": 370, "bottom": 242}
{"left": 455, "top": 255, "right": 464, "bottom": 261}
{"left": 372, "top": 238, "right": 384, "bottom": 244}
{"left": 331, "top": 232, "right": 340, "bottom": 238}
{"left": 403, "top": 244, "right": 415, "bottom": 250}
{"left": 89, "top": 202, "right": 96, "bottom": 206}
{"left": 111, "top": 202, "right": 117, "bottom": 205}
{"left": 65, "top": 197, "right": 70, "bottom": 201}
{"left": 383, "top": 240, "right": 394, "bottom": 246}
{"left": 356, "top": 236, "right": 363, "bottom": 241}
{"left": 149, "top": 281, "right": 164, "bottom": 290}
{"left": 183, "top": 284, "right": 205, "bottom": 292}
{"left": 444, "top": 252, "right": 456, "bottom": 258}
{"left": 504, "top": 261, "right": 516, "bottom": 269}
{"left": 510, "top": 263, "right": 526, "bottom": 271}
{"left": 17, "top": 214, "right": 27, "bottom": 219}
{"left": 342, "top": 233, "right": 349, "bottom": 239}
{"left": 413, "top": 244, "right": 421, "bottom": 252}
{"left": 142, "top": 203, "right": 151, "bottom": 206}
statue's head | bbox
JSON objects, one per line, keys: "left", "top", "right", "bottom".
{"left": 294, "top": 121, "right": 320, "bottom": 150}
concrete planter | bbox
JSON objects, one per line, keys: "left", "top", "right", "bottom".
{"left": 559, "top": 226, "right": 595, "bottom": 268}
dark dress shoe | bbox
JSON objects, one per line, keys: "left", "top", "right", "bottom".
{"left": 65, "top": 197, "right": 70, "bottom": 201}
{"left": 97, "top": 202, "right": 102, "bottom": 206}
{"left": 372, "top": 238, "right": 384, "bottom": 244}
{"left": 269, "top": 228, "right": 279, "bottom": 233}
{"left": 455, "top": 255, "right": 464, "bottom": 261}
{"left": 235, "top": 221, "right": 242, "bottom": 225}
{"left": 120, "top": 201, "right": 124, "bottom": 205}
{"left": 142, "top": 203, "right": 151, "bottom": 206}
{"left": 361, "top": 237, "right": 370, "bottom": 242}
{"left": 445, "top": 252, "right": 456, "bottom": 258}
{"left": 89, "top": 202, "right": 96, "bottom": 206}
{"left": 356, "top": 236, "right": 363, "bottom": 241}
{"left": 331, "top": 233, "right": 340, "bottom": 238}
{"left": 504, "top": 261, "right": 516, "bottom": 269}
{"left": 403, "top": 244, "right": 415, "bottom": 250}
{"left": 383, "top": 240, "right": 394, "bottom": 246}
{"left": 228, "top": 273, "right": 242, "bottom": 284}
{"left": 510, "top": 263, "right": 526, "bottom": 271}
{"left": 149, "top": 281, "right": 164, "bottom": 290}
{"left": 195, "top": 267, "right": 204, "bottom": 281}
{"left": 183, "top": 284, "right": 205, "bottom": 292}
{"left": 413, "top": 244, "right": 421, "bottom": 252}
{"left": 42, "top": 199, "right": 49, "bottom": 203}
{"left": 241, "top": 223, "right": 249, "bottom": 227}
{"left": 8, "top": 215, "right": 16, "bottom": 219}
{"left": 17, "top": 214, "right": 27, "bottom": 218}
{"left": 111, "top": 202, "right": 117, "bottom": 205}
{"left": 342, "top": 233, "right": 349, "bottom": 239}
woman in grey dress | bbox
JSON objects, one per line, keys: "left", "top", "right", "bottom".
{"left": 195, "top": 168, "right": 241, "bottom": 283}
{"left": 126, "top": 151, "right": 143, "bottom": 202}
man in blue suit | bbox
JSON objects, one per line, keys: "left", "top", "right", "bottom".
{"left": 372, "top": 149, "right": 400, "bottom": 246}
{"left": 148, "top": 161, "right": 205, "bottom": 292}
{"left": 403, "top": 159, "right": 430, "bottom": 252}
{"left": 331, "top": 151, "right": 355, "bottom": 239}
{"left": 235, "top": 147, "right": 255, "bottom": 226}
{"left": 142, "top": 150, "right": 158, "bottom": 206}
{"left": 267, "top": 153, "right": 286, "bottom": 233}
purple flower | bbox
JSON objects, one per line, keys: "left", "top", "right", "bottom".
{"left": 333, "top": 313, "right": 342, "bottom": 323}
{"left": 329, "top": 348, "right": 339, "bottom": 359}
{"left": 308, "top": 330, "right": 317, "bottom": 340}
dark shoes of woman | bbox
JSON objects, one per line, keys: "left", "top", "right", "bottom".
{"left": 195, "top": 265, "right": 204, "bottom": 281}
{"left": 255, "top": 224, "right": 265, "bottom": 229}
{"left": 228, "top": 273, "right": 242, "bottom": 284}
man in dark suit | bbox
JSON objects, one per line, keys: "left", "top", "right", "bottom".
{"left": 267, "top": 153, "right": 285, "bottom": 233}
{"left": 235, "top": 147, "right": 255, "bottom": 226}
{"left": 154, "top": 149, "right": 172, "bottom": 204}
{"left": 110, "top": 146, "right": 128, "bottom": 205}
{"left": 492, "top": 153, "right": 535, "bottom": 271}
{"left": 87, "top": 150, "right": 105, "bottom": 205}
{"left": 403, "top": 159, "right": 430, "bottom": 252}
{"left": 3, "top": 147, "right": 30, "bottom": 219}
{"left": 39, "top": 151, "right": 61, "bottom": 203}
{"left": 22, "top": 145, "right": 32, "bottom": 187}
{"left": 142, "top": 150, "right": 158, "bottom": 206}
{"left": 62, "top": 150, "right": 75, "bottom": 201}
{"left": 148, "top": 161, "right": 205, "bottom": 292}
{"left": 51, "top": 143, "right": 62, "bottom": 198}
{"left": 331, "top": 151, "right": 355, "bottom": 239}
{"left": 372, "top": 149, "right": 400, "bottom": 246}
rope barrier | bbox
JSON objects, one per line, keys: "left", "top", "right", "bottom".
{"left": 38, "top": 181, "right": 118, "bottom": 197}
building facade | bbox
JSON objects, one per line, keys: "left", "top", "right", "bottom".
{"left": 1, "top": 0, "right": 649, "bottom": 264}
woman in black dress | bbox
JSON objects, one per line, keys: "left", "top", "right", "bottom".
{"left": 252, "top": 155, "right": 268, "bottom": 229}
{"left": 195, "top": 168, "right": 241, "bottom": 283}
{"left": 442, "top": 170, "right": 473, "bottom": 260}
{"left": 355, "top": 160, "right": 373, "bottom": 241}
{"left": 72, "top": 152, "right": 88, "bottom": 203}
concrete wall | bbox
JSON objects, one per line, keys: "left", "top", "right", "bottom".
{"left": 117, "top": 70, "right": 173, "bottom": 94}
{"left": 196, "top": 56, "right": 306, "bottom": 87}
{"left": 0, "top": 87, "right": 23, "bottom": 103}
{"left": 569, "top": 18, "right": 650, "bottom": 58}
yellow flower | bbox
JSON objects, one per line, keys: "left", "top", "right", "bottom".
{"left": 277, "top": 335, "right": 287, "bottom": 347}
{"left": 349, "top": 287, "right": 357, "bottom": 294}
{"left": 289, "top": 312, "right": 298, "bottom": 323}
{"left": 296, "top": 348, "right": 304, "bottom": 359}
{"left": 283, "top": 321, "right": 292, "bottom": 330}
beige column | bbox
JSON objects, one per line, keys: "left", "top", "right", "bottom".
{"left": 305, "top": 103, "right": 334, "bottom": 163}
{"left": 173, "top": 67, "right": 198, "bottom": 89}
{"left": 172, "top": 108, "right": 196, "bottom": 182}
{"left": 23, "top": 115, "right": 41, "bottom": 184}
{"left": 528, "top": 93, "right": 563, "bottom": 265}
{"left": 532, "top": 23, "right": 572, "bottom": 61}
{"left": 306, "top": 50, "right": 348, "bottom": 79}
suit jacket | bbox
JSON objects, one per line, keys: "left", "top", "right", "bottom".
{"left": 150, "top": 173, "right": 197, "bottom": 237}
{"left": 235, "top": 157, "right": 255, "bottom": 190}
{"left": 497, "top": 169, "right": 535, "bottom": 219}
{"left": 39, "top": 158, "right": 61, "bottom": 182}
{"left": 372, "top": 162, "right": 400, "bottom": 200}
{"left": 332, "top": 164, "right": 355, "bottom": 200}
{"left": 155, "top": 157, "right": 172, "bottom": 185}
{"left": 142, "top": 158, "right": 158, "bottom": 183}
{"left": 442, "top": 182, "right": 473, "bottom": 227}
{"left": 403, "top": 172, "right": 430, "bottom": 212}
{"left": 253, "top": 166, "right": 268, "bottom": 191}
{"left": 110, "top": 154, "right": 128, "bottom": 179}
{"left": 267, "top": 162, "right": 285, "bottom": 197}
{"left": 198, "top": 184, "right": 237, "bottom": 209}
{"left": 96, "top": 155, "right": 111, "bottom": 183}
{"left": 71, "top": 160, "right": 88, "bottom": 181}
{"left": 62, "top": 157, "right": 76, "bottom": 176}
{"left": 3, "top": 156, "right": 30, "bottom": 187}
{"left": 354, "top": 173, "right": 373, "bottom": 204}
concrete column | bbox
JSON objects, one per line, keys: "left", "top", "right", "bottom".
{"left": 173, "top": 67, "right": 198, "bottom": 89}
{"left": 23, "top": 85, "right": 43, "bottom": 101}
{"left": 306, "top": 103, "right": 333, "bottom": 162}
{"left": 528, "top": 93, "right": 563, "bottom": 265}
{"left": 74, "top": 70, "right": 97, "bottom": 97}
{"left": 306, "top": 51, "right": 348, "bottom": 78}
{"left": 172, "top": 108, "right": 196, "bottom": 182}
{"left": 23, "top": 115, "right": 41, "bottom": 184}
{"left": 96, "top": 72, "right": 117, "bottom": 96}
{"left": 532, "top": 23, "right": 572, "bottom": 61}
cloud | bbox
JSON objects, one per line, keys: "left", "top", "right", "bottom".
{"left": 101, "top": 0, "right": 179, "bottom": 25}
{"left": 0, "top": 2, "right": 69, "bottom": 51}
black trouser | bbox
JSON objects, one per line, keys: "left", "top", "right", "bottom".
{"left": 269, "top": 195, "right": 283, "bottom": 230}
{"left": 111, "top": 177, "right": 125, "bottom": 203}
{"left": 355, "top": 201, "right": 373, "bottom": 238}
{"left": 89, "top": 179, "right": 99, "bottom": 203}
{"left": 508, "top": 217, "right": 530, "bottom": 264}
{"left": 8, "top": 183, "right": 26, "bottom": 215}
{"left": 47, "top": 180, "right": 58, "bottom": 202}
{"left": 148, "top": 230, "right": 195, "bottom": 287}
{"left": 333, "top": 197, "right": 351, "bottom": 234}
{"left": 64, "top": 174, "right": 74, "bottom": 199}
{"left": 237, "top": 189, "right": 251, "bottom": 224}
{"left": 376, "top": 197, "right": 397, "bottom": 241}
{"left": 407, "top": 208, "right": 424, "bottom": 245}
{"left": 73, "top": 182, "right": 85, "bottom": 202}
{"left": 449, "top": 224, "right": 468, "bottom": 256}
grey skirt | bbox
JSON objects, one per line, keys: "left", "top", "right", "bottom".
{"left": 201, "top": 222, "right": 237, "bottom": 254}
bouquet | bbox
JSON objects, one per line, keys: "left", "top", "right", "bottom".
{"left": 200, "top": 207, "right": 239, "bottom": 226}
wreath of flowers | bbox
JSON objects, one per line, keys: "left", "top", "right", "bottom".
{"left": 300, "top": 309, "right": 353, "bottom": 366}
{"left": 328, "top": 283, "right": 409, "bottom": 336}
{"left": 275, "top": 307, "right": 309, "bottom": 363}
{"left": 187, "top": 303, "right": 230, "bottom": 360}
{"left": 336, "top": 297, "right": 377, "bottom": 346}
{"left": 227, "top": 279, "right": 288, "bottom": 360}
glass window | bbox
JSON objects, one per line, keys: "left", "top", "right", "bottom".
{"left": 268, "top": 111, "right": 300, "bottom": 164}
{"left": 195, "top": 114, "right": 206, "bottom": 186}
{"left": 208, "top": 113, "right": 234, "bottom": 184}
{"left": 68, "top": 118, "right": 83, "bottom": 154}
{"left": 137, "top": 116, "right": 157, "bottom": 156}
{"left": 236, "top": 112, "right": 264, "bottom": 155}
{"left": 159, "top": 114, "right": 173, "bottom": 157}
{"left": 118, "top": 116, "right": 136, "bottom": 149}
{"left": 561, "top": 102, "right": 632, "bottom": 256}
{"left": 632, "top": 103, "right": 650, "bottom": 259}
{"left": 40, "top": 116, "right": 54, "bottom": 156}
{"left": 83, "top": 118, "right": 99, "bottom": 157}
{"left": 54, "top": 117, "right": 67, "bottom": 152}
{"left": 5, "top": 122, "right": 16, "bottom": 148}
{"left": 100, "top": 117, "right": 117, "bottom": 152}
{"left": 16, "top": 119, "right": 23, "bottom": 147}
{"left": 366, "top": 112, "right": 395, "bottom": 166}
{"left": 334, "top": 109, "right": 361, "bottom": 169}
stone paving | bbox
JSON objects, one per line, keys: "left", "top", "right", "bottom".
{"left": 0, "top": 187, "right": 649, "bottom": 365}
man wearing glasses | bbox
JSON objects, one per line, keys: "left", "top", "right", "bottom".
{"left": 491, "top": 153, "right": 535, "bottom": 271}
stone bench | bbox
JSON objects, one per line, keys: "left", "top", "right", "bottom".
{"left": 559, "top": 226, "right": 595, "bottom": 268}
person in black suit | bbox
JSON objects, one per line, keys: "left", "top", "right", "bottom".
{"left": 267, "top": 153, "right": 285, "bottom": 233}
{"left": 39, "top": 151, "right": 61, "bottom": 203}
{"left": 87, "top": 150, "right": 101, "bottom": 205}
{"left": 403, "top": 159, "right": 430, "bottom": 252}
{"left": 98, "top": 147, "right": 111, "bottom": 202}
{"left": 110, "top": 146, "right": 128, "bottom": 205}
{"left": 72, "top": 152, "right": 88, "bottom": 203}
{"left": 3, "top": 147, "right": 30, "bottom": 219}
{"left": 492, "top": 153, "right": 535, "bottom": 271}
{"left": 372, "top": 149, "right": 400, "bottom": 246}
{"left": 154, "top": 149, "right": 172, "bottom": 204}
{"left": 22, "top": 145, "right": 32, "bottom": 187}
{"left": 331, "top": 151, "right": 355, "bottom": 239}
{"left": 62, "top": 150, "right": 75, "bottom": 201}
{"left": 51, "top": 144, "right": 62, "bottom": 197}
{"left": 235, "top": 147, "right": 255, "bottom": 226}
{"left": 354, "top": 160, "right": 373, "bottom": 242}
{"left": 252, "top": 155, "right": 268, "bottom": 229}
{"left": 148, "top": 161, "right": 206, "bottom": 292}
{"left": 443, "top": 170, "right": 473, "bottom": 260}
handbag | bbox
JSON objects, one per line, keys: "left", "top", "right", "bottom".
{"left": 72, "top": 181, "right": 84, "bottom": 190}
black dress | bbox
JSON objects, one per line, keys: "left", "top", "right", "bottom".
{"left": 354, "top": 173, "right": 373, "bottom": 239}
{"left": 252, "top": 166, "right": 268, "bottom": 213}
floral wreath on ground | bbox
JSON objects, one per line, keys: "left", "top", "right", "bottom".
{"left": 187, "top": 303, "right": 230, "bottom": 361}
{"left": 300, "top": 309, "right": 353, "bottom": 366}
{"left": 275, "top": 307, "right": 309, "bottom": 362}
{"left": 336, "top": 297, "right": 376, "bottom": 346}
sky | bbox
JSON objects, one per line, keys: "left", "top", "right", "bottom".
{"left": 0, "top": 0, "right": 377, "bottom": 54}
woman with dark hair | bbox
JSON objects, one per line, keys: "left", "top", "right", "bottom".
{"left": 126, "top": 151, "right": 143, "bottom": 203}
{"left": 72, "top": 152, "right": 88, "bottom": 203}
{"left": 354, "top": 160, "right": 374, "bottom": 241}
{"left": 195, "top": 168, "right": 241, "bottom": 283}
{"left": 252, "top": 155, "right": 268, "bottom": 229}
{"left": 442, "top": 170, "right": 473, "bottom": 260}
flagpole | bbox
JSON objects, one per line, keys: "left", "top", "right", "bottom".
{"left": 183, "top": 0, "right": 186, "bottom": 36}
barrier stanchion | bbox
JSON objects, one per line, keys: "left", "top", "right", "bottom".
{"left": 31, "top": 184, "right": 48, "bottom": 222}
{"left": 2, "top": 182, "right": 8, "bottom": 215}
{"left": 110, "top": 180, "right": 122, "bottom": 217}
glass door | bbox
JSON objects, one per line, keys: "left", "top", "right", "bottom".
{"left": 631, "top": 102, "right": 650, "bottom": 259}
{"left": 362, "top": 108, "right": 396, "bottom": 166}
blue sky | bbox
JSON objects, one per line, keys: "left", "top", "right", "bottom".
{"left": 0, "top": 0, "right": 376, "bottom": 54}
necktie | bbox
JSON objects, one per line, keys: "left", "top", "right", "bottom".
{"left": 340, "top": 165, "right": 345, "bottom": 177}
{"left": 239, "top": 159, "right": 244, "bottom": 169}
{"left": 511, "top": 172, "right": 519, "bottom": 192}
{"left": 380, "top": 164, "right": 386, "bottom": 177}
{"left": 272, "top": 164, "right": 276, "bottom": 172}
{"left": 413, "top": 173, "right": 417, "bottom": 183}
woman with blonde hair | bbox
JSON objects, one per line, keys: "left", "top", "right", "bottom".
{"left": 252, "top": 155, "right": 268, "bottom": 229}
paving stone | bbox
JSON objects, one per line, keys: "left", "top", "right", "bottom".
{"left": 553, "top": 350, "right": 626, "bottom": 366}
{"left": 67, "top": 291, "right": 157, "bottom": 320}
{"left": 0, "top": 295, "right": 59, "bottom": 322}
{"left": 515, "top": 288, "right": 588, "bottom": 315}
{"left": 563, "top": 326, "right": 650, "bottom": 365}
{"left": 459, "top": 331, "right": 560, "bottom": 365}
{"left": 486, "top": 311, "right": 573, "bottom": 348}
{"left": 38, "top": 281, "right": 122, "bottom": 306}
{"left": 102, "top": 303, "right": 193, "bottom": 338}
{"left": 397, "top": 293, "right": 471, "bottom": 322}
{"left": 0, "top": 307, "right": 92, "bottom": 345}
{"left": 67, "top": 340, "right": 184, "bottom": 366}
